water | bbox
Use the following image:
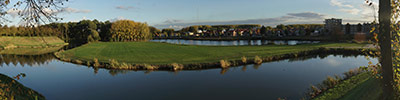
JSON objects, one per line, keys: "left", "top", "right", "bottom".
{"left": 0, "top": 53, "right": 377, "bottom": 100}
{"left": 150, "top": 39, "right": 320, "bottom": 46}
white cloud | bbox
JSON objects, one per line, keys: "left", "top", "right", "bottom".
{"left": 59, "top": 7, "right": 92, "bottom": 13}
{"left": 330, "top": 0, "right": 354, "bottom": 8}
{"left": 338, "top": 8, "right": 360, "bottom": 15}
{"left": 116, "top": 6, "right": 137, "bottom": 10}
{"left": 330, "top": 0, "right": 359, "bottom": 15}
{"left": 154, "top": 12, "right": 328, "bottom": 30}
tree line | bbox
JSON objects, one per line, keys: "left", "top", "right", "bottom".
{"left": 0, "top": 19, "right": 153, "bottom": 46}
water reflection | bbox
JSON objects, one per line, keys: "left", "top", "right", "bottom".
{"left": 0, "top": 53, "right": 55, "bottom": 67}
{"left": 0, "top": 53, "right": 378, "bottom": 100}
{"left": 151, "top": 39, "right": 320, "bottom": 46}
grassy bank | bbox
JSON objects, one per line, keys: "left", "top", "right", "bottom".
{"left": 312, "top": 73, "right": 382, "bottom": 100}
{"left": 0, "top": 73, "right": 45, "bottom": 100}
{"left": 0, "top": 46, "right": 64, "bottom": 55}
{"left": 58, "top": 42, "right": 367, "bottom": 66}
{"left": 0, "top": 36, "right": 67, "bottom": 49}
{"left": 312, "top": 72, "right": 375, "bottom": 100}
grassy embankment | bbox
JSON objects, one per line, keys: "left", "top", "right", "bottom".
{"left": 0, "top": 73, "right": 45, "bottom": 100}
{"left": 58, "top": 42, "right": 367, "bottom": 67}
{"left": 0, "top": 36, "right": 67, "bottom": 49}
{"left": 312, "top": 73, "right": 382, "bottom": 100}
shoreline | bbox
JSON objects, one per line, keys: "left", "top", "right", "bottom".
{"left": 153, "top": 36, "right": 352, "bottom": 41}
{"left": 54, "top": 47, "right": 376, "bottom": 71}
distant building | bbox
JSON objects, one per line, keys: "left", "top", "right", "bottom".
{"left": 324, "top": 18, "right": 342, "bottom": 34}
{"left": 324, "top": 18, "right": 372, "bottom": 35}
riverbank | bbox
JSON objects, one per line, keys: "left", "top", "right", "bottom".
{"left": 153, "top": 36, "right": 353, "bottom": 41}
{"left": 0, "top": 73, "right": 46, "bottom": 100}
{"left": 0, "top": 36, "right": 68, "bottom": 50}
{"left": 55, "top": 42, "right": 373, "bottom": 70}
{"left": 311, "top": 72, "right": 378, "bottom": 100}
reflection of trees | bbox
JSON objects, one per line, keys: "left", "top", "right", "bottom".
{"left": 0, "top": 53, "right": 55, "bottom": 67}
{"left": 253, "top": 64, "right": 261, "bottom": 70}
{"left": 108, "top": 70, "right": 133, "bottom": 76}
{"left": 220, "top": 68, "right": 228, "bottom": 75}
{"left": 0, "top": 74, "right": 45, "bottom": 100}
{"left": 242, "top": 65, "right": 247, "bottom": 72}
{"left": 288, "top": 53, "right": 362, "bottom": 62}
{"left": 101, "top": 53, "right": 369, "bottom": 76}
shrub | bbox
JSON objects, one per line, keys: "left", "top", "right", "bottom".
{"left": 144, "top": 64, "right": 157, "bottom": 70}
{"left": 93, "top": 58, "right": 100, "bottom": 67}
{"left": 171, "top": 63, "right": 184, "bottom": 71}
{"left": 86, "top": 61, "right": 91, "bottom": 66}
{"left": 74, "top": 60, "right": 83, "bottom": 64}
{"left": 109, "top": 59, "right": 120, "bottom": 68}
{"left": 309, "top": 85, "right": 321, "bottom": 98}
{"left": 120, "top": 62, "right": 133, "bottom": 69}
{"left": 241, "top": 56, "right": 247, "bottom": 63}
{"left": 220, "top": 60, "right": 230, "bottom": 69}
{"left": 254, "top": 56, "right": 263, "bottom": 65}
{"left": 322, "top": 76, "right": 339, "bottom": 89}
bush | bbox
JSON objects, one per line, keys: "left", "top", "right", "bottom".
{"left": 309, "top": 85, "right": 321, "bottom": 98}
{"left": 86, "top": 61, "right": 91, "bottom": 66}
{"left": 171, "top": 63, "right": 184, "bottom": 71}
{"left": 93, "top": 58, "right": 100, "bottom": 67}
{"left": 144, "top": 64, "right": 158, "bottom": 70}
{"left": 74, "top": 60, "right": 83, "bottom": 64}
{"left": 120, "top": 62, "right": 133, "bottom": 69}
{"left": 241, "top": 56, "right": 247, "bottom": 63}
{"left": 254, "top": 56, "right": 263, "bottom": 65}
{"left": 220, "top": 60, "right": 230, "bottom": 69}
{"left": 109, "top": 59, "right": 120, "bottom": 68}
{"left": 322, "top": 76, "right": 339, "bottom": 89}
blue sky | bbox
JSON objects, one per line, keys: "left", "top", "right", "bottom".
{"left": 5, "top": 0, "right": 378, "bottom": 29}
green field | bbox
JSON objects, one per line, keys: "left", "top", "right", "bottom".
{"left": 59, "top": 42, "right": 366, "bottom": 65}
{"left": 0, "top": 46, "right": 64, "bottom": 55}
{"left": 0, "top": 36, "right": 67, "bottom": 49}
{"left": 313, "top": 73, "right": 379, "bottom": 100}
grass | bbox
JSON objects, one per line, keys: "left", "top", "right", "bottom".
{"left": 59, "top": 42, "right": 366, "bottom": 65}
{"left": 0, "top": 46, "right": 64, "bottom": 55}
{"left": 338, "top": 78, "right": 382, "bottom": 100}
{"left": 0, "top": 36, "right": 67, "bottom": 48}
{"left": 0, "top": 73, "right": 45, "bottom": 100}
{"left": 312, "top": 72, "right": 374, "bottom": 100}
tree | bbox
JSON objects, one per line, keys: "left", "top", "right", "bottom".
{"left": 109, "top": 20, "right": 151, "bottom": 42}
{"left": 260, "top": 25, "right": 267, "bottom": 36}
{"left": 276, "top": 24, "right": 286, "bottom": 30}
{"left": 189, "top": 26, "right": 198, "bottom": 33}
{"left": 0, "top": 0, "right": 69, "bottom": 26}
{"left": 378, "top": 0, "right": 394, "bottom": 98}
{"left": 162, "top": 28, "right": 175, "bottom": 36}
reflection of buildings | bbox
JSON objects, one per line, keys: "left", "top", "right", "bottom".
{"left": 324, "top": 18, "right": 373, "bottom": 35}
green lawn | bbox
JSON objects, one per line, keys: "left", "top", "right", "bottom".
{"left": 60, "top": 42, "right": 366, "bottom": 65}
{"left": 0, "top": 46, "right": 64, "bottom": 55}
{"left": 0, "top": 36, "right": 67, "bottom": 48}
{"left": 313, "top": 73, "right": 375, "bottom": 100}
{"left": 338, "top": 77, "right": 382, "bottom": 100}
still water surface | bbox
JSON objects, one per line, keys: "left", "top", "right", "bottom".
{"left": 0, "top": 54, "right": 377, "bottom": 100}
{"left": 151, "top": 39, "right": 320, "bottom": 46}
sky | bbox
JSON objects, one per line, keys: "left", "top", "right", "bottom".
{"left": 5, "top": 0, "right": 378, "bottom": 29}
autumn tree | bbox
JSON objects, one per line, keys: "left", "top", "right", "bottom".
{"left": 109, "top": 20, "right": 151, "bottom": 42}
